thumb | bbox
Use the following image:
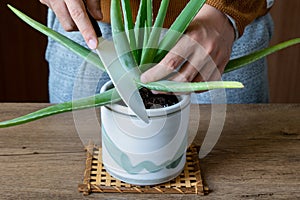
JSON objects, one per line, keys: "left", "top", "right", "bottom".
{"left": 86, "top": 0, "right": 103, "bottom": 20}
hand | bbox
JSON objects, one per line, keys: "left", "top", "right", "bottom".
{"left": 40, "top": 0, "right": 102, "bottom": 49}
{"left": 140, "top": 4, "right": 235, "bottom": 88}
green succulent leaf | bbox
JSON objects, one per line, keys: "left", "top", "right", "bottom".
{"left": 225, "top": 38, "right": 300, "bottom": 73}
{"left": 0, "top": 90, "right": 121, "bottom": 128}
{"left": 138, "top": 80, "right": 244, "bottom": 92}
{"left": 0, "top": 80, "right": 244, "bottom": 128}
{"left": 146, "top": 0, "right": 153, "bottom": 27}
{"left": 1, "top": 4, "right": 299, "bottom": 128}
{"left": 134, "top": 0, "right": 147, "bottom": 63}
{"left": 111, "top": 0, "right": 138, "bottom": 71}
{"left": 152, "top": 0, "right": 206, "bottom": 67}
{"left": 120, "top": 0, "right": 137, "bottom": 60}
{"left": 140, "top": 0, "right": 170, "bottom": 65}
{"left": 7, "top": 5, "right": 105, "bottom": 72}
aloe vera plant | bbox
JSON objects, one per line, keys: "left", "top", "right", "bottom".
{"left": 0, "top": 1, "right": 299, "bottom": 128}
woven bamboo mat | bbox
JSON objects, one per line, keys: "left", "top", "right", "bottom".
{"left": 78, "top": 144, "right": 208, "bottom": 195}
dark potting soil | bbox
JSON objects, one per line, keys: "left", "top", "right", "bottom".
{"left": 139, "top": 87, "right": 179, "bottom": 109}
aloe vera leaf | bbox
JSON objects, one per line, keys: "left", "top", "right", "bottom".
{"left": 121, "top": 0, "right": 134, "bottom": 29}
{"left": 147, "top": 0, "right": 153, "bottom": 27}
{"left": 225, "top": 38, "right": 300, "bottom": 73}
{"left": 7, "top": 5, "right": 105, "bottom": 72}
{"left": 143, "top": 0, "right": 153, "bottom": 49}
{"left": 140, "top": 0, "right": 170, "bottom": 65}
{"left": 121, "top": 0, "right": 138, "bottom": 61}
{"left": 142, "top": 22, "right": 150, "bottom": 53}
{"left": 151, "top": 0, "right": 206, "bottom": 66}
{"left": 142, "top": 0, "right": 153, "bottom": 45}
{"left": 0, "top": 89, "right": 121, "bottom": 128}
{"left": 134, "top": 0, "right": 147, "bottom": 30}
{"left": 138, "top": 80, "right": 244, "bottom": 92}
{"left": 2, "top": 4, "right": 299, "bottom": 128}
{"left": 111, "top": 0, "right": 138, "bottom": 71}
{"left": 134, "top": 0, "right": 147, "bottom": 63}
{"left": 7, "top": 6, "right": 300, "bottom": 97}
{"left": 0, "top": 79, "right": 244, "bottom": 128}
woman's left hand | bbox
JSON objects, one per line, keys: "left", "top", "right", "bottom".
{"left": 140, "top": 4, "right": 235, "bottom": 85}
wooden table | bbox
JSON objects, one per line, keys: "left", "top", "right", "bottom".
{"left": 0, "top": 104, "right": 299, "bottom": 199}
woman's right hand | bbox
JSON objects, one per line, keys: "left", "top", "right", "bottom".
{"left": 40, "top": 0, "right": 102, "bottom": 49}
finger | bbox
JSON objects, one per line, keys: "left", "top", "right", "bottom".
{"left": 47, "top": 0, "right": 78, "bottom": 31}
{"left": 142, "top": 32, "right": 214, "bottom": 83}
{"left": 214, "top": 49, "right": 230, "bottom": 75}
{"left": 141, "top": 34, "right": 200, "bottom": 83}
{"left": 171, "top": 62, "right": 199, "bottom": 82}
{"left": 39, "top": 0, "right": 51, "bottom": 8}
{"left": 140, "top": 52, "right": 185, "bottom": 83}
{"left": 191, "top": 67, "right": 221, "bottom": 94}
{"left": 171, "top": 56, "right": 213, "bottom": 83}
{"left": 196, "top": 50, "right": 226, "bottom": 82}
{"left": 86, "top": 0, "right": 102, "bottom": 20}
{"left": 192, "top": 66, "right": 221, "bottom": 82}
{"left": 171, "top": 48, "right": 216, "bottom": 82}
{"left": 192, "top": 74, "right": 205, "bottom": 83}
{"left": 199, "top": 58, "right": 220, "bottom": 81}
{"left": 191, "top": 74, "right": 207, "bottom": 93}
{"left": 65, "top": 0, "right": 98, "bottom": 49}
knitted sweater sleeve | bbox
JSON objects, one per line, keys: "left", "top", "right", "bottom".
{"left": 206, "top": 0, "right": 272, "bottom": 36}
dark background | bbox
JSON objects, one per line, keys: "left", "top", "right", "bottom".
{"left": 0, "top": 1, "right": 48, "bottom": 102}
{"left": 0, "top": 0, "right": 299, "bottom": 103}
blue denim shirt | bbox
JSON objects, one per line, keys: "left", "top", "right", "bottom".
{"left": 46, "top": 10, "right": 273, "bottom": 104}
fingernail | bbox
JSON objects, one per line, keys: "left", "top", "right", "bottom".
{"left": 140, "top": 74, "right": 148, "bottom": 83}
{"left": 88, "top": 38, "right": 97, "bottom": 49}
{"left": 151, "top": 90, "right": 159, "bottom": 94}
{"left": 97, "top": 10, "right": 103, "bottom": 20}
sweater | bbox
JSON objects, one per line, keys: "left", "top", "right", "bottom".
{"left": 100, "top": 0, "right": 271, "bottom": 37}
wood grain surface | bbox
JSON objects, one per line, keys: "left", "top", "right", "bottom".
{"left": 0, "top": 104, "right": 299, "bottom": 199}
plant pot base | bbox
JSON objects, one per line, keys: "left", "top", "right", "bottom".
{"left": 103, "top": 152, "right": 186, "bottom": 186}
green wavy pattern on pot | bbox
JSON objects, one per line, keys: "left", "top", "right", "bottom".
{"left": 102, "top": 126, "right": 186, "bottom": 174}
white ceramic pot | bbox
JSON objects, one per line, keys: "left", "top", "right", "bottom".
{"left": 100, "top": 81, "right": 191, "bottom": 185}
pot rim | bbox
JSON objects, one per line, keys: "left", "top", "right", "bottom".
{"left": 100, "top": 81, "right": 191, "bottom": 117}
